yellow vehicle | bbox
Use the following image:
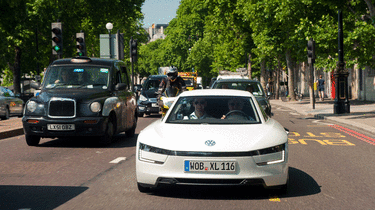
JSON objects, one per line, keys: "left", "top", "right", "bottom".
{"left": 178, "top": 72, "right": 198, "bottom": 91}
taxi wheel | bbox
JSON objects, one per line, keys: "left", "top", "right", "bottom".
{"left": 100, "top": 119, "right": 114, "bottom": 145}
{"left": 126, "top": 118, "right": 137, "bottom": 137}
{"left": 0, "top": 107, "right": 10, "bottom": 120}
{"left": 26, "top": 135, "right": 40, "bottom": 146}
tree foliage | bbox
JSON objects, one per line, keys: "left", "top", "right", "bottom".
{"left": 0, "top": 0, "right": 144, "bottom": 92}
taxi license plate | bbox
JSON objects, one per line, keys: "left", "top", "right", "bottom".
{"left": 184, "top": 160, "right": 236, "bottom": 172}
{"left": 151, "top": 103, "right": 158, "bottom": 107}
{"left": 47, "top": 124, "right": 75, "bottom": 131}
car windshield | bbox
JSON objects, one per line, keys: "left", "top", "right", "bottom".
{"left": 183, "top": 78, "right": 193, "bottom": 86}
{"left": 213, "top": 82, "right": 265, "bottom": 96}
{"left": 165, "top": 96, "right": 261, "bottom": 124}
{"left": 43, "top": 66, "right": 110, "bottom": 89}
{"left": 144, "top": 79, "right": 161, "bottom": 91}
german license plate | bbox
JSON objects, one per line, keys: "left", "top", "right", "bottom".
{"left": 184, "top": 160, "right": 236, "bottom": 172}
{"left": 47, "top": 124, "right": 75, "bottom": 131}
{"left": 151, "top": 103, "right": 158, "bottom": 107}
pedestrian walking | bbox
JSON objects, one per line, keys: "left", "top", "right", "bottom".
{"left": 317, "top": 75, "right": 325, "bottom": 101}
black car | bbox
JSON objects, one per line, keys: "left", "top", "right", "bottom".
{"left": 137, "top": 75, "right": 167, "bottom": 117}
{"left": 211, "top": 78, "right": 272, "bottom": 116}
{"left": 23, "top": 57, "right": 138, "bottom": 146}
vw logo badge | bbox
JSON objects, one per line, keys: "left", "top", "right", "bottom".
{"left": 205, "top": 140, "right": 216, "bottom": 146}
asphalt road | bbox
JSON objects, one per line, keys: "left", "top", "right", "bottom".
{"left": 1, "top": 107, "right": 375, "bottom": 210}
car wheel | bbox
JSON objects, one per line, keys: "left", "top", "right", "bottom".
{"left": 1, "top": 107, "right": 10, "bottom": 120}
{"left": 26, "top": 135, "right": 40, "bottom": 146}
{"left": 126, "top": 117, "right": 137, "bottom": 137}
{"left": 137, "top": 112, "right": 143, "bottom": 117}
{"left": 100, "top": 118, "right": 114, "bottom": 145}
{"left": 137, "top": 183, "right": 153, "bottom": 193}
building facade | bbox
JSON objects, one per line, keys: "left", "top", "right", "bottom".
{"left": 146, "top": 24, "right": 168, "bottom": 43}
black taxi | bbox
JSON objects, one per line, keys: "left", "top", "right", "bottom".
{"left": 23, "top": 57, "right": 138, "bottom": 146}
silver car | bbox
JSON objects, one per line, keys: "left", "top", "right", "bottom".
{"left": 211, "top": 79, "right": 272, "bottom": 116}
{"left": 0, "top": 87, "right": 24, "bottom": 120}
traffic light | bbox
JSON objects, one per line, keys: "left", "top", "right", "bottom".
{"left": 76, "top": 32, "right": 86, "bottom": 56}
{"left": 130, "top": 39, "right": 137, "bottom": 62}
{"left": 307, "top": 38, "right": 315, "bottom": 64}
{"left": 51, "top": 22, "right": 63, "bottom": 55}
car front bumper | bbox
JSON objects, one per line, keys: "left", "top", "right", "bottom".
{"left": 22, "top": 116, "right": 108, "bottom": 137}
{"left": 136, "top": 154, "right": 288, "bottom": 188}
{"left": 137, "top": 101, "right": 160, "bottom": 114}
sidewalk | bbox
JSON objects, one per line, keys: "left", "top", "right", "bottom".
{"left": 0, "top": 117, "right": 24, "bottom": 140}
{"left": 270, "top": 97, "right": 375, "bottom": 136}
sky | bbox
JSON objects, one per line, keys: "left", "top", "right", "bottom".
{"left": 141, "top": 0, "right": 181, "bottom": 28}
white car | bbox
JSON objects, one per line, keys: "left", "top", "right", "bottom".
{"left": 136, "top": 89, "right": 289, "bottom": 193}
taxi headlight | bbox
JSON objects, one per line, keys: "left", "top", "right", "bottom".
{"left": 27, "top": 101, "right": 37, "bottom": 112}
{"left": 253, "top": 144, "right": 287, "bottom": 166}
{"left": 90, "top": 102, "right": 101, "bottom": 113}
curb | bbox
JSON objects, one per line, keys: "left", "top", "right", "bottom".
{"left": 0, "top": 128, "right": 24, "bottom": 140}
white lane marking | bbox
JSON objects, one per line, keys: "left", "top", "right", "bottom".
{"left": 109, "top": 157, "right": 126, "bottom": 164}
{"left": 312, "top": 120, "right": 334, "bottom": 126}
{"left": 289, "top": 112, "right": 300, "bottom": 115}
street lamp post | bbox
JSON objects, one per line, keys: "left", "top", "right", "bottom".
{"left": 106, "top": 22, "right": 113, "bottom": 59}
{"left": 334, "top": 10, "right": 350, "bottom": 114}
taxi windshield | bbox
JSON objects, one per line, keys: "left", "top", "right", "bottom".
{"left": 165, "top": 96, "right": 261, "bottom": 124}
{"left": 43, "top": 66, "right": 110, "bottom": 89}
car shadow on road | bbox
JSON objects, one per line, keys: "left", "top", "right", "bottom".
{"left": 148, "top": 167, "right": 320, "bottom": 200}
{"left": 0, "top": 185, "right": 88, "bottom": 210}
{"left": 36, "top": 133, "right": 138, "bottom": 149}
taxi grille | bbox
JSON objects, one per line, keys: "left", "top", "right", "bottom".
{"left": 48, "top": 98, "right": 76, "bottom": 118}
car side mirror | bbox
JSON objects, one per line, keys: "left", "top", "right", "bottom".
{"left": 115, "top": 83, "right": 127, "bottom": 91}
{"left": 31, "top": 82, "right": 41, "bottom": 90}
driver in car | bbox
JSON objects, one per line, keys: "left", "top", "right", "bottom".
{"left": 221, "top": 98, "right": 253, "bottom": 120}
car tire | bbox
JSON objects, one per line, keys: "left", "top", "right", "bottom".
{"left": 125, "top": 117, "right": 137, "bottom": 137}
{"left": 137, "top": 183, "right": 153, "bottom": 193}
{"left": 100, "top": 118, "right": 114, "bottom": 145}
{"left": 26, "top": 135, "right": 40, "bottom": 146}
{"left": 1, "top": 107, "right": 10, "bottom": 120}
{"left": 137, "top": 112, "right": 143, "bottom": 117}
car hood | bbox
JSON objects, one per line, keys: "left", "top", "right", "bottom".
{"left": 138, "top": 119, "right": 287, "bottom": 152}
{"left": 36, "top": 89, "right": 110, "bottom": 103}
{"left": 141, "top": 89, "right": 158, "bottom": 99}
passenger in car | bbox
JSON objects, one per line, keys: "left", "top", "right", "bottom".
{"left": 185, "top": 98, "right": 211, "bottom": 119}
{"left": 246, "top": 85, "right": 254, "bottom": 93}
{"left": 221, "top": 84, "right": 229, "bottom": 89}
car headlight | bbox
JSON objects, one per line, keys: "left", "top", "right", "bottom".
{"left": 253, "top": 144, "right": 287, "bottom": 166}
{"left": 139, "top": 94, "right": 147, "bottom": 102}
{"left": 25, "top": 100, "right": 45, "bottom": 115}
{"left": 27, "top": 101, "right": 37, "bottom": 112}
{"left": 138, "top": 143, "right": 170, "bottom": 164}
{"left": 90, "top": 102, "right": 101, "bottom": 113}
